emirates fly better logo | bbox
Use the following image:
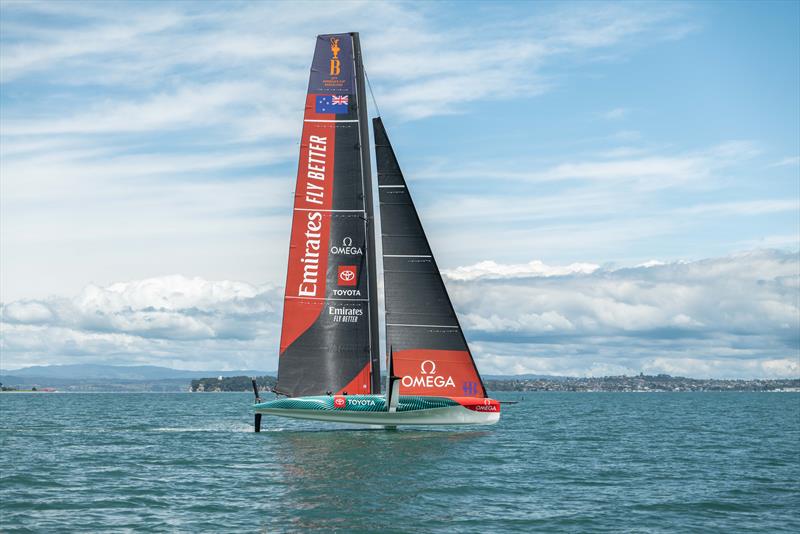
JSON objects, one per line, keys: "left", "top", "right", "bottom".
{"left": 338, "top": 265, "right": 357, "bottom": 286}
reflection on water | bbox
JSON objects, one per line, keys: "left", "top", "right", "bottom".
{"left": 265, "top": 424, "right": 491, "bottom": 531}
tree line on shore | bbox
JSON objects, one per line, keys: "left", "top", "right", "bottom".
{"left": 190, "top": 374, "right": 800, "bottom": 393}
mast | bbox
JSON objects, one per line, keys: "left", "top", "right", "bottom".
{"left": 352, "top": 33, "right": 381, "bottom": 394}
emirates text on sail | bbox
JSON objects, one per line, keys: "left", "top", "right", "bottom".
{"left": 298, "top": 135, "right": 328, "bottom": 298}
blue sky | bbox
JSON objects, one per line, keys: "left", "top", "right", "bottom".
{"left": 1, "top": 1, "right": 798, "bottom": 377}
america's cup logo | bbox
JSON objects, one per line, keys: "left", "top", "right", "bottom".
{"left": 329, "top": 37, "right": 341, "bottom": 76}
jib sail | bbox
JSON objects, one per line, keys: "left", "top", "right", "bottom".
{"left": 277, "top": 33, "right": 380, "bottom": 397}
{"left": 374, "top": 117, "right": 487, "bottom": 398}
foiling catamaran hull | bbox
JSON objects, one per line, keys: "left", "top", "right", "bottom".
{"left": 255, "top": 395, "right": 500, "bottom": 426}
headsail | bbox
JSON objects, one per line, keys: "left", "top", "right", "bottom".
{"left": 277, "top": 33, "right": 380, "bottom": 397}
{"left": 374, "top": 117, "right": 487, "bottom": 398}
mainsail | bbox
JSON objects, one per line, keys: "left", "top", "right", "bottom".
{"left": 277, "top": 33, "right": 380, "bottom": 397}
{"left": 374, "top": 117, "right": 487, "bottom": 398}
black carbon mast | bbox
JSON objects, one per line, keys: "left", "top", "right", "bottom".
{"left": 352, "top": 33, "right": 381, "bottom": 395}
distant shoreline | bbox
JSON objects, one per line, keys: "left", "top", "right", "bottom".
{"left": 3, "top": 372, "right": 797, "bottom": 393}
{"left": 2, "top": 390, "right": 799, "bottom": 395}
{"left": 190, "top": 374, "right": 800, "bottom": 394}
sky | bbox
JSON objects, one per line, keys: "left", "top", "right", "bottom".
{"left": 1, "top": 0, "right": 798, "bottom": 377}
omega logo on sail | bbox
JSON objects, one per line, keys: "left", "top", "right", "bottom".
{"left": 330, "top": 236, "right": 363, "bottom": 256}
{"left": 298, "top": 135, "right": 328, "bottom": 298}
{"left": 402, "top": 359, "right": 455, "bottom": 389}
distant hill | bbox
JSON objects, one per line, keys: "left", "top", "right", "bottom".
{"left": 0, "top": 364, "right": 275, "bottom": 381}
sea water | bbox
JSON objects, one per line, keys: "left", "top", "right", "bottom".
{"left": 1, "top": 392, "right": 798, "bottom": 532}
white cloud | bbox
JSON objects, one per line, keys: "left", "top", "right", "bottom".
{"left": 2, "top": 82, "right": 269, "bottom": 136}
{"left": 1, "top": 250, "right": 797, "bottom": 378}
{"left": 636, "top": 260, "right": 666, "bottom": 268}
{"left": 443, "top": 259, "right": 599, "bottom": 281}
{"left": 2, "top": 300, "right": 54, "bottom": 323}
{"left": 0, "top": 275, "right": 282, "bottom": 370}
{"left": 75, "top": 275, "right": 263, "bottom": 313}
{"left": 0, "top": 0, "right": 705, "bottom": 302}
{"left": 598, "top": 107, "right": 630, "bottom": 120}
{"left": 678, "top": 200, "right": 799, "bottom": 216}
{"left": 460, "top": 249, "right": 798, "bottom": 337}
{"left": 402, "top": 137, "right": 785, "bottom": 269}
{"left": 417, "top": 140, "right": 760, "bottom": 188}
{"left": 447, "top": 250, "right": 799, "bottom": 378}
{"left": 0, "top": 1, "right": 694, "bottom": 131}
{"left": 1, "top": 2, "right": 795, "bottom": 380}
{"left": 768, "top": 156, "right": 800, "bottom": 168}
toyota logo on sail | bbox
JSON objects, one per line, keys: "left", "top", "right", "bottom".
{"left": 401, "top": 359, "right": 455, "bottom": 389}
{"left": 337, "top": 265, "right": 357, "bottom": 286}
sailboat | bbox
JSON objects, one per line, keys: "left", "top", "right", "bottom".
{"left": 252, "top": 32, "right": 500, "bottom": 428}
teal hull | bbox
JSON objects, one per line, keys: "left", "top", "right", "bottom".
{"left": 254, "top": 394, "right": 500, "bottom": 426}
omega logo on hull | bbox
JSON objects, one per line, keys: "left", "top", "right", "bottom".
{"left": 474, "top": 399, "right": 499, "bottom": 412}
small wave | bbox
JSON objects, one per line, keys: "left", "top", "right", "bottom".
{"left": 152, "top": 424, "right": 253, "bottom": 433}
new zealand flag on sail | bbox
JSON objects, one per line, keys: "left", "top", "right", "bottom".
{"left": 315, "top": 95, "right": 349, "bottom": 114}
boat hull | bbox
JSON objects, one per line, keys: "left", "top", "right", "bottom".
{"left": 254, "top": 395, "right": 500, "bottom": 426}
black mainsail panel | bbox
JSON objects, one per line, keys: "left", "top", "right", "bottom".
{"left": 277, "top": 33, "right": 379, "bottom": 397}
{"left": 374, "top": 117, "right": 487, "bottom": 398}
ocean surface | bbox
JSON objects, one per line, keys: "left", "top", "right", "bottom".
{"left": 1, "top": 392, "right": 798, "bottom": 533}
